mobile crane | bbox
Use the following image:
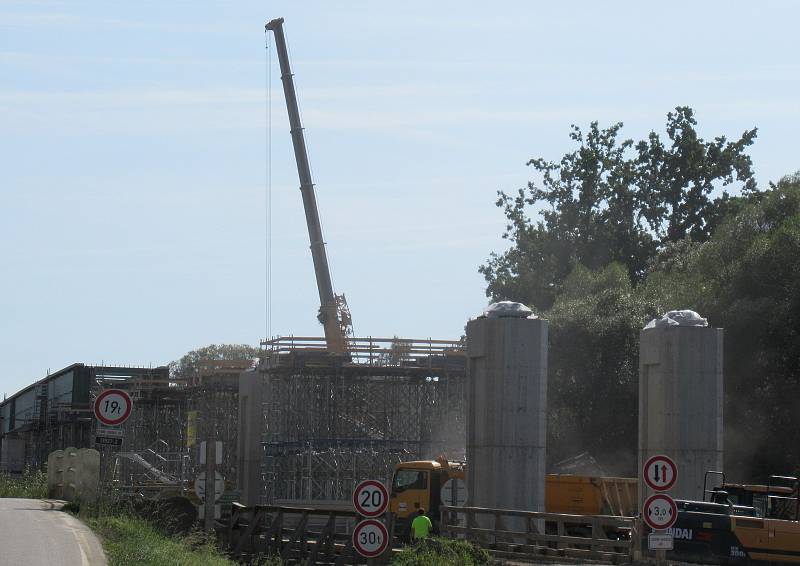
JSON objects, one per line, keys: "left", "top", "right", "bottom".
{"left": 265, "top": 18, "right": 352, "bottom": 356}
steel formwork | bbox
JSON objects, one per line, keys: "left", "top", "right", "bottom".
{"left": 258, "top": 337, "right": 467, "bottom": 503}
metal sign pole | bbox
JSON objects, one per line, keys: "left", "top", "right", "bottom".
{"left": 204, "top": 392, "right": 216, "bottom": 532}
{"left": 96, "top": 445, "right": 106, "bottom": 516}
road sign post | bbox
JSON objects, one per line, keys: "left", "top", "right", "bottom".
{"left": 93, "top": 389, "right": 133, "bottom": 510}
{"left": 352, "top": 479, "right": 390, "bottom": 562}
{"left": 642, "top": 454, "right": 679, "bottom": 564}
{"left": 94, "top": 390, "right": 132, "bottom": 448}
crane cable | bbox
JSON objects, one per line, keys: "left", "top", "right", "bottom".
{"left": 265, "top": 28, "right": 273, "bottom": 344}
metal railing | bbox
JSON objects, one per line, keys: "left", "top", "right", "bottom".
{"left": 261, "top": 336, "right": 466, "bottom": 368}
{"left": 440, "top": 505, "right": 637, "bottom": 564}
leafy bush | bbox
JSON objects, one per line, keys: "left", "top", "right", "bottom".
{"left": 391, "top": 537, "right": 491, "bottom": 566}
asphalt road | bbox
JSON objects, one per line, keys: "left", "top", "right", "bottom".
{"left": 0, "top": 498, "right": 106, "bottom": 565}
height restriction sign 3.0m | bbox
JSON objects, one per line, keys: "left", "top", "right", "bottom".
{"left": 643, "top": 493, "right": 678, "bottom": 531}
{"left": 94, "top": 389, "right": 133, "bottom": 427}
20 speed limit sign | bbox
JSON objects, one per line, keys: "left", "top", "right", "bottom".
{"left": 352, "top": 479, "right": 389, "bottom": 517}
{"left": 352, "top": 519, "right": 389, "bottom": 558}
{"left": 643, "top": 493, "right": 678, "bottom": 530}
{"left": 94, "top": 389, "right": 133, "bottom": 426}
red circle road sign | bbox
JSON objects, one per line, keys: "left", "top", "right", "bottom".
{"left": 643, "top": 493, "right": 678, "bottom": 530}
{"left": 352, "top": 518, "right": 389, "bottom": 558}
{"left": 93, "top": 389, "right": 133, "bottom": 426}
{"left": 352, "top": 479, "right": 389, "bottom": 517}
{"left": 643, "top": 454, "right": 678, "bottom": 491}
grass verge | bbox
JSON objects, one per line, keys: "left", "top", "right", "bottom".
{"left": 0, "top": 469, "right": 47, "bottom": 498}
{"left": 391, "top": 537, "right": 491, "bottom": 565}
{"left": 0, "top": 471, "right": 238, "bottom": 565}
{"left": 86, "top": 513, "right": 237, "bottom": 566}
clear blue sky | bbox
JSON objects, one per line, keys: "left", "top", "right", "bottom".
{"left": 2, "top": 1, "right": 798, "bottom": 397}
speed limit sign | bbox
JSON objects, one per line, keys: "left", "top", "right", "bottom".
{"left": 352, "top": 479, "right": 389, "bottom": 517}
{"left": 352, "top": 518, "right": 389, "bottom": 558}
{"left": 94, "top": 389, "right": 133, "bottom": 426}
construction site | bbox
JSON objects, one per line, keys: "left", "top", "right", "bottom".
{"left": 1, "top": 15, "right": 799, "bottom": 566}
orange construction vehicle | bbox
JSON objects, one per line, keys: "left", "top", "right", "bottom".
{"left": 389, "top": 457, "right": 637, "bottom": 538}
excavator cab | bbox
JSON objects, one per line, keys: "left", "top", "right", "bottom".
{"left": 703, "top": 470, "right": 799, "bottom": 520}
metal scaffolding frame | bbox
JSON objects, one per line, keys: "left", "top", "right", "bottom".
{"left": 258, "top": 337, "right": 467, "bottom": 503}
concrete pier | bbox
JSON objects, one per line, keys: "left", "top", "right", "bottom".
{"left": 639, "top": 317, "right": 723, "bottom": 504}
{"left": 466, "top": 304, "right": 548, "bottom": 514}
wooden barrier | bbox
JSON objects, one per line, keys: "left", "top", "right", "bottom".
{"left": 440, "top": 505, "right": 638, "bottom": 563}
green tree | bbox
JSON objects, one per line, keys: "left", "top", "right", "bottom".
{"left": 636, "top": 106, "right": 758, "bottom": 243}
{"left": 481, "top": 121, "right": 651, "bottom": 311}
{"left": 547, "top": 263, "right": 658, "bottom": 474}
{"left": 169, "top": 344, "right": 260, "bottom": 381}
{"left": 643, "top": 173, "right": 800, "bottom": 479}
{"left": 481, "top": 107, "right": 758, "bottom": 310}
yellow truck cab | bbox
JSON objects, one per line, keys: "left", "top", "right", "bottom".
{"left": 389, "top": 457, "right": 464, "bottom": 537}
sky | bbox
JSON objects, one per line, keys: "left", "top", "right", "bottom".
{"left": 2, "top": 1, "right": 799, "bottom": 397}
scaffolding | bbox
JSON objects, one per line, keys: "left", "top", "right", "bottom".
{"left": 0, "top": 362, "right": 247, "bottom": 504}
{"left": 257, "top": 336, "right": 467, "bottom": 503}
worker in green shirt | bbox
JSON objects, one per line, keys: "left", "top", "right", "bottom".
{"left": 411, "top": 508, "right": 433, "bottom": 541}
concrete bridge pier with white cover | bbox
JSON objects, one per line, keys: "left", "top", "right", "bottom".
{"left": 466, "top": 301, "right": 548, "bottom": 527}
{"left": 638, "top": 310, "right": 723, "bottom": 506}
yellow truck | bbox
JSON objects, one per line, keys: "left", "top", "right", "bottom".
{"left": 389, "top": 457, "right": 637, "bottom": 538}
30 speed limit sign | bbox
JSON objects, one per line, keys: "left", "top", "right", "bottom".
{"left": 352, "top": 519, "right": 389, "bottom": 558}
{"left": 94, "top": 389, "right": 133, "bottom": 426}
{"left": 352, "top": 479, "right": 389, "bottom": 517}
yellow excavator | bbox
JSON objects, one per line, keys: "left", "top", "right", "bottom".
{"left": 661, "top": 472, "right": 800, "bottom": 564}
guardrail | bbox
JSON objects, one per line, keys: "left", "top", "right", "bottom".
{"left": 440, "top": 505, "right": 638, "bottom": 564}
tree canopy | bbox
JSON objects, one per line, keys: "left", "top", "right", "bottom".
{"left": 482, "top": 107, "right": 799, "bottom": 480}
{"left": 169, "top": 343, "right": 260, "bottom": 381}
{"left": 480, "top": 107, "right": 757, "bottom": 312}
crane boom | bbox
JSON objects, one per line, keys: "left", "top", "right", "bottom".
{"left": 265, "top": 17, "right": 348, "bottom": 355}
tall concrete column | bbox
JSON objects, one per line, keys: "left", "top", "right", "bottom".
{"left": 238, "top": 367, "right": 266, "bottom": 506}
{"left": 639, "top": 313, "right": 723, "bottom": 505}
{"left": 466, "top": 302, "right": 547, "bottom": 514}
